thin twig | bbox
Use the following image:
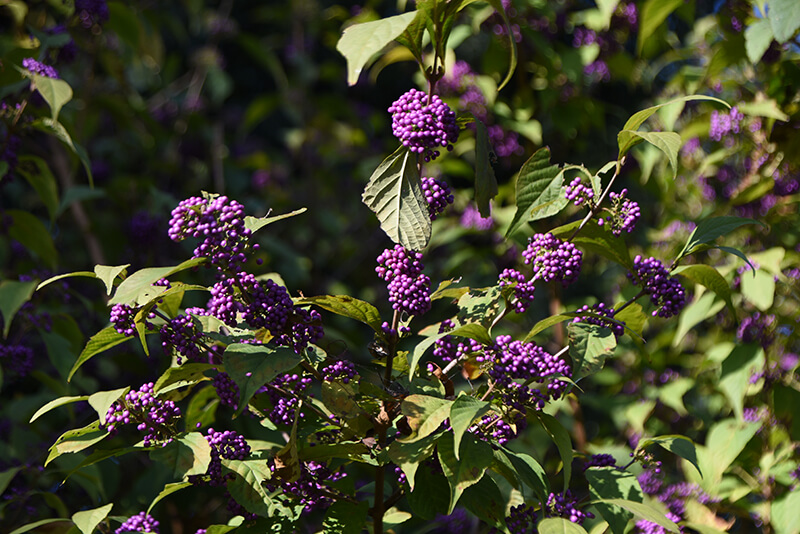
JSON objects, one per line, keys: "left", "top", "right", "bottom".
{"left": 568, "top": 157, "right": 625, "bottom": 242}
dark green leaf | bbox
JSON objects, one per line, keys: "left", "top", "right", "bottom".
{"left": 637, "top": 435, "right": 703, "bottom": 479}
{"left": 0, "top": 467, "right": 22, "bottom": 496}
{"left": 482, "top": 0, "right": 517, "bottom": 90}
{"left": 31, "top": 118, "right": 93, "bottom": 187}
{"left": 6, "top": 210, "right": 57, "bottom": 269}
{"left": 68, "top": 326, "right": 131, "bottom": 382}
{"left": 0, "top": 279, "right": 38, "bottom": 338}
{"left": 538, "top": 413, "right": 573, "bottom": 489}
{"left": 323, "top": 501, "right": 370, "bottom": 534}
{"left": 551, "top": 220, "right": 633, "bottom": 271}
{"left": 337, "top": 12, "right": 418, "bottom": 85}
{"left": 672, "top": 264, "right": 734, "bottom": 316}
{"left": 459, "top": 475, "right": 508, "bottom": 530}
{"left": 146, "top": 482, "right": 193, "bottom": 515}
{"left": 474, "top": 118, "right": 498, "bottom": 218}
{"left": 8, "top": 519, "right": 71, "bottom": 534}
{"left": 505, "top": 147, "right": 566, "bottom": 237}
{"left": 500, "top": 448, "right": 549, "bottom": 503}
{"left": 36, "top": 271, "right": 97, "bottom": 292}
{"left": 394, "top": 9, "right": 427, "bottom": 63}
{"left": 407, "top": 463, "right": 450, "bottom": 519}
{"left": 637, "top": 0, "right": 692, "bottom": 55}
{"left": 244, "top": 208, "right": 307, "bottom": 233}
{"left": 57, "top": 185, "right": 105, "bottom": 216}
{"left": 224, "top": 459, "right": 274, "bottom": 517}
{"left": 149, "top": 432, "right": 212, "bottom": 479}
{"left": 223, "top": 344, "right": 301, "bottom": 417}
{"left": 17, "top": 155, "right": 59, "bottom": 222}
{"left": 437, "top": 433, "right": 494, "bottom": 513}
{"left": 767, "top": 0, "right": 800, "bottom": 42}
{"left": 387, "top": 431, "right": 440, "bottom": 490}
{"left": 678, "top": 216, "right": 760, "bottom": 260}
{"left": 72, "top": 503, "right": 113, "bottom": 534}
{"left": 399, "top": 395, "right": 453, "bottom": 443}
{"left": 295, "top": 295, "right": 382, "bottom": 332}
{"left": 568, "top": 323, "right": 617, "bottom": 382}
{"left": 586, "top": 467, "right": 642, "bottom": 534}
{"left": 362, "top": 146, "right": 431, "bottom": 251}
{"left": 449, "top": 395, "right": 492, "bottom": 459}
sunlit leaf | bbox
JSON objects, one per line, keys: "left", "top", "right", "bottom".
{"left": 72, "top": 503, "right": 113, "bottom": 534}
{"left": 294, "top": 295, "right": 382, "bottom": 332}
{"left": 505, "top": 147, "right": 566, "bottom": 238}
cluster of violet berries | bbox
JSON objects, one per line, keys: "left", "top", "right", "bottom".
{"left": 564, "top": 176, "right": 595, "bottom": 207}
{"left": 421, "top": 176, "right": 455, "bottom": 220}
{"left": 628, "top": 255, "right": 687, "bottom": 318}
{"left": 523, "top": 233, "right": 583, "bottom": 286}
{"left": 573, "top": 302, "right": 625, "bottom": 338}
{"left": 159, "top": 313, "right": 203, "bottom": 364}
{"left": 736, "top": 312, "right": 776, "bottom": 349}
{"left": 212, "top": 372, "right": 240, "bottom": 410}
{"left": 266, "top": 373, "right": 313, "bottom": 424}
{"left": 376, "top": 245, "right": 431, "bottom": 316}
{"left": 22, "top": 58, "right": 59, "bottom": 79}
{"left": 389, "top": 88, "right": 459, "bottom": 162}
{"left": 321, "top": 360, "right": 358, "bottom": 384}
{"left": 190, "top": 428, "right": 251, "bottom": 486}
{"left": 709, "top": 106, "right": 745, "bottom": 142}
{"left": 601, "top": 188, "right": 641, "bottom": 236}
{"left": 115, "top": 512, "right": 159, "bottom": 534}
{"left": 103, "top": 383, "right": 181, "bottom": 447}
{"left": 498, "top": 267, "right": 536, "bottom": 313}
{"left": 265, "top": 460, "right": 345, "bottom": 512}
{"left": 545, "top": 491, "right": 594, "bottom": 524}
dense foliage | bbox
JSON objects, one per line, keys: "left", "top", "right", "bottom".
{"left": 2, "top": 1, "right": 799, "bottom": 534}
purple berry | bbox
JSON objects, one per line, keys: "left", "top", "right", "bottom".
{"left": 388, "top": 88, "right": 459, "bottom": 162}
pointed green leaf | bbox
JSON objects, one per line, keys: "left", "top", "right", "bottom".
{"left": 109, "top": 258, "right": 207, "bottom": 305}
{"left": 741, "top": 268, "right": 776, "bottom": 311}
{"left": 337, "top": 12, "right": 418, "bottom": 85}
{"left": 586, "top": 467, "right": 642, "bottom": 534}
{"left": 223, "top": 343, "right": 301, "bottom": 417}
{"left": 772, "top": 487, "right": 800, "bottom": 534}
{"left": 30, "top": 118, "right": 93, "bottom": 187}
{"left": 458, "top": 474, "right": 508, "bottom": 531}
{"left": 678, "top": 216, "right": 760, "bottom": 261}
{"left": 295, "top": 295, "right": 382, "bottom": 332}
{"left": 673, "top": 292, "right": 724, "bottom": 348}
{"left": 614, "top": 302, "right": 646, "bottom": 337}
{"left": 594, "top": 500, "right": 679, "bottom": 532}
{"left": 538, "top": 412, "right": 573, "bottom": 489}
{"left": 738, "top": 99, "right": 789, "bottom": 121}
{"left": 0, "top": 466, "right": 22, "bottom": 496}
{"left": 697, "top": 418, "right": 760, "bottom": 487}
{"left": 17, "top": 155, "right": 59, "bottom": 222}
{"left": 323, "top": 501, "right": 370, "bottom": 534}
{"left": 672, "top": 264, "right": 734, "bottom": 316}
{"left": 505, "top": 147, "right": 566, "bottom": 237}
{"left": 408, "top": 463, "right": 451, "bottom": 519}
{"left": 394, "top": 9, "right": 427, "bottom": 63}
{"left": 72, "top": 503, "right": 113, "bottom": 534}
{"left": 745, "top": 18, "right": 775, "bottom": 63}
{"left": 483, "top": 0, "right": 517, "bottom": 90}
{"left": 88, "top": 388, "right": 129, "bottom": 425}
{"left": 150, "top": 432, "right": 212, "bottom": 479}
{"left": 399, "top": 395, "right": 453, "bottom": 443}
{"left": 0, "top": 279, "right": 38, "bottom": 338}
{"left": 36, "top": 271, "right": 97, "bottom": 292}
{"left": 224, "top": 458, "right": 274, "bottom": 517}
{"left": 147, "top": 482, "right": 193, "bottom": 515}
{"left": 362, "top": 146, "right": 430, "bottom": 251}
{"left": 636, "top": 0, "right": 690, "bottom": 55}
{"left": 30, "top": 74, "right": 73, "bottom": 121}
{"left": 449, "top": 395, "right": 492, "bottom": 460}
{"left": 618, "top": 131, "right": 681, "bottom": 178}
{"left": 719, "top": 344, "right": 764, "bottom": 422}
{"left": 568, "top": 323, "right": 617, "bottom": 382}
{"left": 94, "top": 265, "right": 130, "bottom": 296}
{"left": 154, "top": 363, "right": 215, "bottom": 395}
{"left": 8, "top": 519, "right": 71, "bottom": 534}
{"left": 538, "top": 518, "right": 589, "bottom": 534}
{"left": 637, "top": 435, "right": 703, "bottom": 479}
{"left": 46, "top": 421, "right": 108, "bottom": 466}
{"left": 244, "top": 207, "right": 307, "bottom": 233}
{"left": 550, "top": 220, "right": 633, "bottom": 270}
{"left": 387, "top": 431, "right": 440, "bottom": 491}
{"left": 6, "top": 210, "right": 57, "bottom": 269}
{"left": 500, "top": 448, "right": 549, "bottom": 503}
{"left": 475, "top": 118, "right": 498, "bottom": 218}
{"left": 437, "top": 433, "right": 493, "bottom": 513}
{"left": 68, "top": 326, "right": 130, "bottom": 382}
{"left": 767, "top": 0, "right": 800, "bottom": 42}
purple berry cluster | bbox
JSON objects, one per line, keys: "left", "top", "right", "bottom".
{"left": 545, "top": 491, "right": 594, "bottom": 524}
{"left": 636, "top": 467, "right": 718, "bottom": 533}
{"left": 499, "top": 503, "right": 538, "bottom": 534}
{"left": 192, "top": 428, "right": 251, "bottom": 486}
{"left": 321, "top": 360, "right": 358, "bottom": 383}
{"left": 266, "top": 373, "right": 312, "bottom": 425}
{"left": 421, "top": 176, "right": 454, "bottom": 220}
{"left": 573, "top": 302, "right": 625, "bottom": 338}
{"left": 168, "top": 195, "right": 256, "bottom": 272}
{"left": 628, "top": 256, "right": 687, "bottom": 318}
{"left": 104, "top": 383, "right": 181, "bottom": 447}
{"left": 159, "top": 313, "right": 203, "bottom": 364}
{"left": 498, "top": 268, "right": 536, "bottom": 313}
{"left": 468, "top": 413, "right": 521, "bottom": 445}
{"left": 710, "top": 106, "right": 744, "bottom": 142}
{"left": 584, "top": 453, "right": 619, "bottom": 470}
{"left": 388, "top": 88, "right": 459, "bottom": 162}
{"left": 522, "top": 233, "right": 583, "bottom": 286}
{"left": 22, "top": 58, "right": 59, "bottom": 79}
{"left": 460, "top": 203, "right": 494, "bottom": 230}
{"left": 737, "top": 312, "right": 776, "bottom": 349}
{"left": 434, "top": 508, "right": 472, "bottom": 534}
{"left": 602, "top": 189, "right": 641, "bottom": 236}
{"left": 0, "top": 343, "right": 34, "bottom": 378}
{"left": 75, "top": 0, "right": 110, "bottom": 28}
{"left": 376, "top": 245, "right": 431, "bottom": 316}
{"left": 212, "top": 372, "right": 240, "bottom": 410}
{"left": 266, "top": 460, "right": 345, "bottom": 512}
{"left": 116, "top": 512, "right": 159, "bottom": 534}
{"left": 110, "top": 303, "right": 137, "bottom": 337}
{"left": 565, "top": 176, "right": 595, "bottom": 207}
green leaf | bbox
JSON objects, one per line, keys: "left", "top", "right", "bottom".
{"left": 618, "top": 131, "right": 681, "bottom": 179}
{"left": 638, "top": 435, "right": 703, "bottom": 479}
{"left": 146, "top": 482, "right": 193, "bottom": 515}
{"left": 499, "top": 448, "right": 549, "bottom": 503}
{"left": 474, "top": 118, "right": 498, "bottom": 218}
{"left": 449, "top": 394, "right": 492, "bottom": 460}
{"left": 108, "top": 258, "right": 207, "bottom": 305}
{"left": 737, "top": 99, "right": 790, "bottom": 122}
{"left": 68, "top": 326, "right": 130, "bottom": 382}
{"left": 483, "top": 0, "right": 517, "bottom": 90}
{"left": 672, "top": 264, "right": 734, "bottom": 315}
{"left": 673, "top": 292, "right": 724, "bottom": 348}
{"left": 614, "top": 303, "right": 646, "bottom": 337}
{"left": 6, "top": 210, "right": 58, "bottom": 269}
{"left": 294, "top": 295, "right": 382, "bottom": 332}
{"left": 568, "top": 323, "right": 617, "bottom": 382}
{"left": 677, "top": 216, "right": 760, "bottom": 261}
{"left": 30, "top": 74, "right": 73, "bottom": 121}
{"left": 697, "top": 418, "right": 760, "bottom": 487}
{"left": 656, "top": 377, "right": 694, "bottom": 415}
{"left": 437, "top": 433, "right": 494, "bottom": 513}
{"left": 767, "top": 0, "right": 800, "bottom": 42}
{"left": 538, "top": 517, "right": 589, "bottom": 534}
{"left": 8, "top": 519, "right": 71, "bottom": 534}
{"left": 185, "top": 385, "right": 220, "bottom": 430}
{"left": 0, "top": 279, "right": 38, "bottom": 338}
{"left": 387, "top": 431, "right": 440, "bottom": 491}
{"left": 244, "top": 207, "right": 307, "bottom": 233}
{"left": 550, "top": 220, "right": 633, "bottom": 271}
{"left": 323, "top": 501, "right": 370, "bottom": 534}
{"left": 35, "top": 271, "right": 97, "bottom": 292}
{"left": 31, "top": 118, "right": 93, "bottom": 187}
{"left": 57, "top": 185, "right": 105, "bottom": 216}
{"left": 223, "top": 343, "right": 301, "bottom": 417}
{"left": 224, "top": 458, "right": 274, "bottom": 517}
{"left": 524, "top": 313, "right": 578, "bottom": 342}
{"left": 455, "top": 287, "right": 503, "bottom": 332}
{"left": 593, "top": 500, "right": 679, "bottom": 532}
{"left": 741, "top": 268, "right": 775, "bottom": 311}
{"left": 153, "top": 363, "right": 215, "bottom": 395}
{"left": 407, "top": 463, "right": 451, "bottom": 519}
{"left": 772, "top": 487, "right": 800, "bottom": 534}
{"left": 394, "top": 9, "right": 427, "bottom": 63}
{"left": 149, "top": 432, "right": 212, "bottom": 479}
{"left": 94, "top": 265, "right": 130, "bottom": 296}
{"left": 88, "top": 388, "right": 129, "bottom": 425}
{"left": 337, "top": 12, "right": 418, "bottom": 85}
{"left": 459, "top": 474, "right": 508, "bottom": 530}
{"left": 399, "top": 394, "right": 453, "bottom": 443}
{"left": 538, "top": 412, "right": 573, "bottom": 490}
{"left": 719, "top": 344, "right": 764, "bottom": 422}
{"left": 361, "top": 146, "right": 431, "bottom": 251}
{"left": 17, "top": 156, "right": 60, "bottom": 223}
{"left": 745, "top": 18, "right": 775, "bottom": 63}
{"left": 505, "top": 147, "right": 566, "bottom": 238}
{"left": 0, "top": 466, "right": 22, "bottom": 496}
{"left": 586, "top": 467, "right": 642, "bottom": 534}
{"left": 46, "top": 421, "right": 109, "bottom": 466}
{"left": 72, "top": 503, "right": 113, "bottom": 534}
{"left": 408, "top": 321, "right": 492, "bottom": 380}
{"left": 636, "top": 0, "right": 686, "bottom": 55}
